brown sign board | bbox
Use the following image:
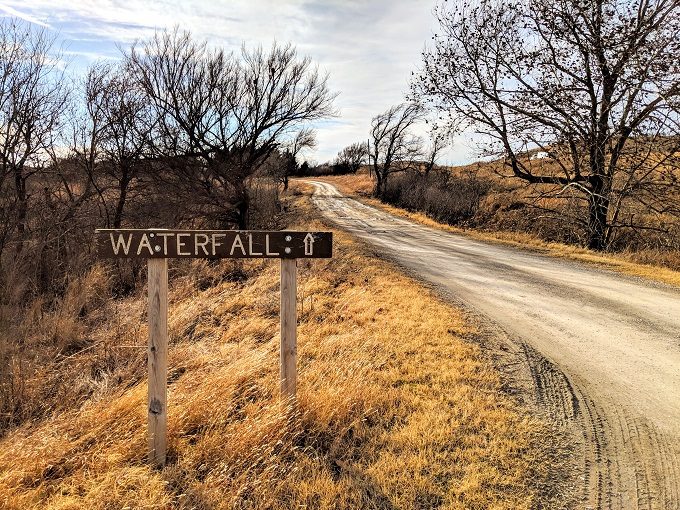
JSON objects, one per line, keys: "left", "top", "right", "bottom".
{"left": 95, "top": 229, "right": 332, "bottom": 259}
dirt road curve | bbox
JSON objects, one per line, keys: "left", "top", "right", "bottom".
{"left": 308, "top": 180, "right": 680, "bottom": 510}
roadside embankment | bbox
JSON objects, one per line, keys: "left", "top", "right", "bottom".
{"left": 0, "top": 194, "right": 565, "bottom": 509}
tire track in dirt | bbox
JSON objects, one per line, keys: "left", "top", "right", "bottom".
{"left": 307, "top": 180, "right": 680, "bottom": 509}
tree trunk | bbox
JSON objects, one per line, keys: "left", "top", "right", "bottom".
{"left": 587, "top": 178, "right": 610, "bottom": 251}
{"left": 236, "top": 196, "right": 249, "bottom": 230}
{"left": 374, "top": 171, "right": 383, "bottom": 198}
{"left": 13, "top": 167, "right": 28, "bottom": 256}
{"left": 283, "top": 174, "right": 289, "bottom": 191}
{"left": 113, "top": 176, "right": 130, "bottom": 229}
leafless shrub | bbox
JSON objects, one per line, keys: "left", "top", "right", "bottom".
{"left": 384, "top": 169, "right": 491, "bottom": 225}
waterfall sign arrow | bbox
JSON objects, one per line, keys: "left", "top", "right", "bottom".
{"left": 303, "top": 233, "right": 315, "bottom": 255}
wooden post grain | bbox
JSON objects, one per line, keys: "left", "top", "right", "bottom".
{"left": 147, "top": 258, "right": 168, "bottom": 468}
{"left": 280, "top": 259, "right": 297, "bottom": 399}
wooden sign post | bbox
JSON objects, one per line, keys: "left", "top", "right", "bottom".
{"left": 280, "top": 258, "right": 297, "bottom": 399}
{"left": 147, "top": 257, "right": 168, "bottom": 467}
{"left": 96, "top": 229, "right": 332, "bottom": 468}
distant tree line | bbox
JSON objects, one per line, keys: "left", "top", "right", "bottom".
{"left": 309, "top": 107, "right": 447, "bottom": 190}
{"left": 293, "top": 142, "right": 369, "bottom": 177}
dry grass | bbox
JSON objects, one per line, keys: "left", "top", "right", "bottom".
{"left": 313, "top": 174, "right": 680, "bottom": 287}
{"left": 319, "top": 172, "right": 374, "bottom": 196}
{"left": 0, "top": 196, "right": 562, "bottom": 509}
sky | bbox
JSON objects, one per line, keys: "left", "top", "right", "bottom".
{"left": 0, "top": 0, "right": 477, "bottom": 165}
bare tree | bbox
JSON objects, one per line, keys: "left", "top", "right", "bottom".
{"left": 259, "top": 149, "right": 296, "bottom": 194}
{"left": 127, "top": 29, "right": 335, "bottom": 228}
{"left": 79, "top": 62, "right": 155, "bottom": 228}
{"left": 423, "top": 128, "right": 449, "bottom": 176}
{"left": 0, "top": 20, "right": 68, "bottom": 257}
{"left": 413, "top": 0, "right": 680, "bottom": 250}
{"left": 334, "top": 141, "right": 368, "bottom": 175}
{"left": 289, "top": 128, "right": 317, "bottom": 158}
{"left": 369, "top": 103, "right": 424, "bottom": 197}
{"left": 280, "top": 128, "right": 317, "bottom": 190}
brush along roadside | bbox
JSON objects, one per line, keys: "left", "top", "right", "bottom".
{"left": 312, "top": 174, "right": 680, "bottom": 288}
{"left": 0, "top": 195, "right": 568, "bottom": 509}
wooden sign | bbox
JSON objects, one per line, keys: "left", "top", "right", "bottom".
{"left": 95, "top": 229, "right": 332, "bottom": 259}
{"left": 96, "top": 228, "right": 332, "bottom": 468}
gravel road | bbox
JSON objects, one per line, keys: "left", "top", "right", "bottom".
{"left": 308, "top": 180, "right": 680, "bottom": 510}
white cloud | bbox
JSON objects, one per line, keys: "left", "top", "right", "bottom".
{"left": 0, "top": 0, "right": 478, "bottom": 164}
{"left": 0, "top": 3, "right": 50, "bottom": 26}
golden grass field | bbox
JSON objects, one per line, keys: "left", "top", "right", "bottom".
{"left": 0, "top": 195, "right": 564, "bottom": 509}
{"left": 317, "top": 173, "right": 680, "bottom": 287}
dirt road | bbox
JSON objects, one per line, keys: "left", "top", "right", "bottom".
{"left": 308, "top": 180, "right": 680, "bottom": 509}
